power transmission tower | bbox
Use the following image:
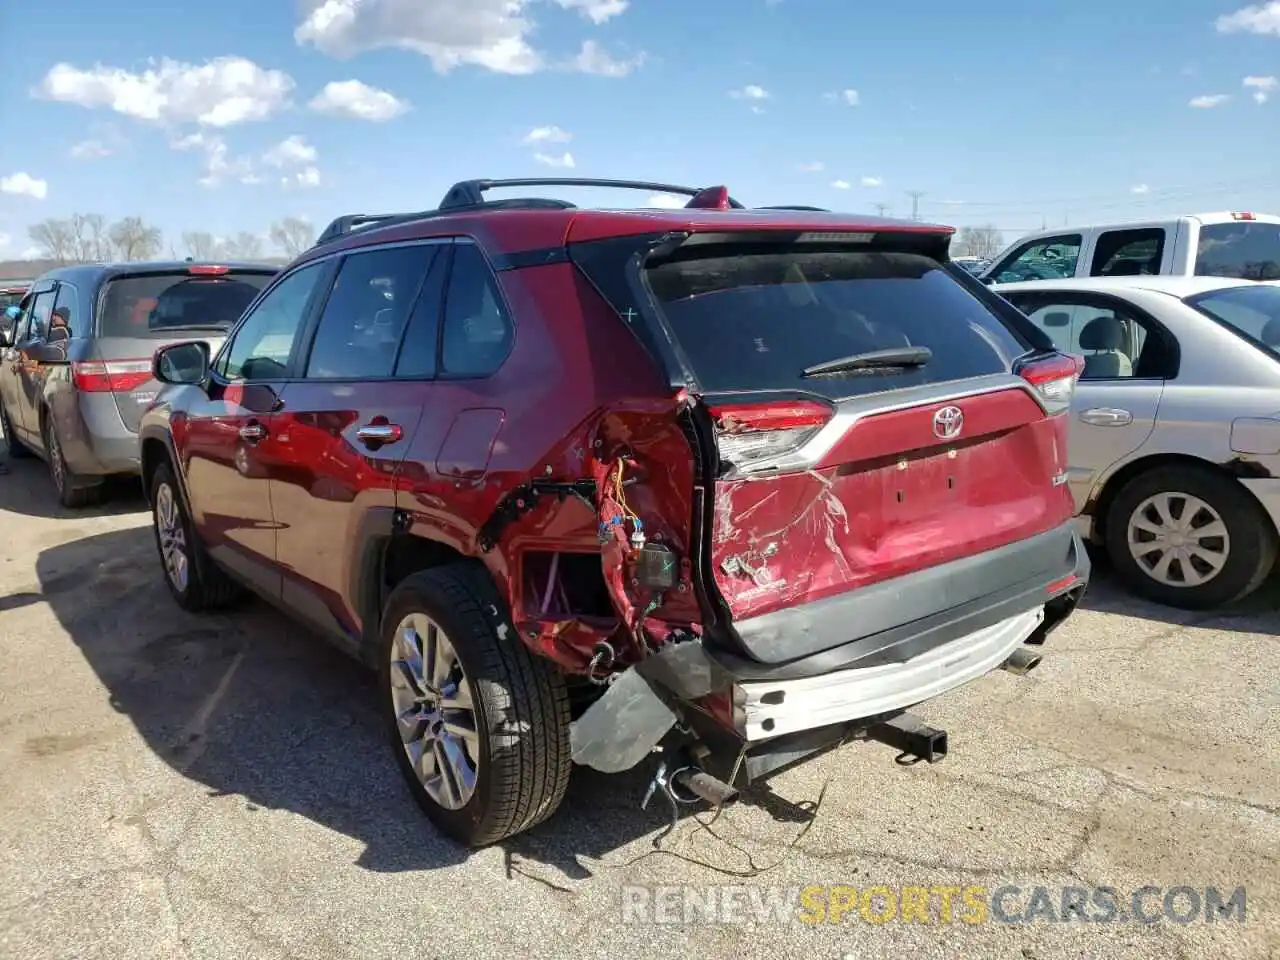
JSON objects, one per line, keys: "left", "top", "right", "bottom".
{"left": 874, "top": 203, "right": 891, "bottom": 217}
{"left": 906, "top": 191, "right": 925, "bottom": 221}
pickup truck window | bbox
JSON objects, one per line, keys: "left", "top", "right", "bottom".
{"left": 1091, "top": 228, "right": 1164, "bottom": 276}
{"left": 989, "top": 234, "right": 1082, "bottom": 283}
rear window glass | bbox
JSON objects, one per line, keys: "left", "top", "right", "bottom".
{"left": 1195, "top": 223, "right": 1280, "bottom": 281}
{"left": 98, "top": 271, "right": 274, "bottom": 338}
{"left": 1185, "top": 284, "right": 1280, "bottom": 355}
{"left": 644, "top": 250, "right": 1027, "bottom": 398}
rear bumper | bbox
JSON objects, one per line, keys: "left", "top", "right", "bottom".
{"left": 57, "top": 393, "right": 140, "bottom": 476}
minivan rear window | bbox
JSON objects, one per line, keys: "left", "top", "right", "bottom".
{"left": 1195, "top": 222, "right": 1280, "bottom": 281}
{"left": 98, "top": 271, "right": 274, "bottom": 338}
{"left": 644, "top": 250, "right": 1028, "bottom": 398}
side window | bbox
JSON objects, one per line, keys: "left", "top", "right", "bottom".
{"left": 26, "top": 290, "right": 55, "bottom": 341}
{"left": 1024, "top": 299, "right": 1171, "bottom": 381}
{"left": 991, "top": 235, "right": 1082, "bottom": 284}
{"left": 216, "top": 262, "right": 326, "bottom": 381}
{"left": 393, "top": 245, "right": 450, "bottom": 378}
{"left": 51, "top": 283, "right": 80, "bottom": 340}
{"left": 1090, "top": 228, "right": 1165, "bottom": 276}
{"left": 8, "top": 295, "right": 34, "bottom": 342}
{"left": 304, "top": 244, "right": 439, "bottom": 380}
{"left": 440, "top": 243, "right": 514, "bottom": 378}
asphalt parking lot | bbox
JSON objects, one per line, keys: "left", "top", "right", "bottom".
{"left": 0, "top": 455, "right": 1277, "bottom": 960}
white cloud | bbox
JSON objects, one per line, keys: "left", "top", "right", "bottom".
{"left": 533, "top": 151, "right": 575, "bottom": 168}
{"left": 37, "top": 56, "right": 294, "bottom": 127}
{"left": 263, "top": 134, "right": 319, "bottom": 167}
{"left": 1216, "top": 2, "right": 1280, "bottom": 35}
{"left": 172, "top": 132, "right": 257, "bottom": 188}
{"left": 730, "top": 84, "right": 770, "bottom": 101}
{"left": 69, "top": 139, "right": 112, "bottom": 159}
{"left": 1, "top": 172, "right": 48, "bottom": 199}
{"left": 20, "top": 246, "right": 43, "bottom": 260}
{"left": 1131, "top": 183, "right": 1150, "bottom": 194}
{"left": 1189, "top": 93, "right": 1230, "bottom": 108}
{"left": 861, "top": 176, "right": 883, "bottom": 187}
{"left": 294, "top": 0, "right": 641, "bottom": 77}
{"left": 830, "top": 179, "right": 851, "bottom": 190}
{"left": 647, "top": 193, "right": 687, "bottom": 209}
{"left": 309, "top": 79, "right": 410, "bottom": 120}
{"left": 824, "top": 88, "right": 859, "bottom": 105}
{"left": 563, "top": 40, "right": 643, "bottom": 76}
{"left": 1244, "top": 75, "right": 1278, "bottom": 103}
{"left": 554, "top": 0, "right": 628, "bottom": 25}
{"left": 797, "top": 161, "right": 824, "bottom": 173}
{"left": 0, "top": 233, "right": 10, "bottom": 250}
{"left": 285, "top": 166, "right": 323, "bottom": 189}
{"left": 523, "top": 125, "right": 573, "bottom": 145}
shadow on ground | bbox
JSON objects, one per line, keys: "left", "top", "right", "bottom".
{"left": 0, "top": 454, "right": 146, "bottom": 520}
{"left": 30, "top": 524, "right": 808, "bottom": 877}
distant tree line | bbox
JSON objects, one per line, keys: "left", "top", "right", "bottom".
{"left": 952, "top": 225, "right": 1005, "bottom": 259}
{"left": 25, "top": 214, "right": 316, "bottom": 264}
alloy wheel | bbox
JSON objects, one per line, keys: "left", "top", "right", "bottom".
{"left": 1126, "top": 491, "right": 1230, "bottom": 588}
{"left": 389, "top": 613, "right": 481, "bottom": 811}
{"left": 155, "top": 482, "right": 190, "bottom": 592}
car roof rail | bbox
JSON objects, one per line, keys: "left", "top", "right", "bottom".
{"left": 756, "top": 205, "right": 830, "bottom": 212}
{"left": 438, "top": 177, "right": 746, "bottom": 210}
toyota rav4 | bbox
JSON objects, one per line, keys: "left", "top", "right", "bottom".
{"left": 140, "top": 177, "right": 1090, "bottom": 847}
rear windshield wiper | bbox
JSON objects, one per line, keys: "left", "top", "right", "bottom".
{"left": 801, "top": 345, "right": 933, "bottom": 378}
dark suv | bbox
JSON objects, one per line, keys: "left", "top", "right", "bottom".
{"left": 141, "top": 178, "right": 1090, "bottom": 847}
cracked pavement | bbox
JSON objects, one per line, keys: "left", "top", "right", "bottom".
{"left": 0, "top": 457, "right": 1276, "bottom": 960}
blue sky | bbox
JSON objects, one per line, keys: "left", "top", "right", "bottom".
{"left": 1, "top": 0, "right": 1278, "bottom": 260}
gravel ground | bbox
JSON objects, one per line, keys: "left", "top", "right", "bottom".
{"left": 0, "top": 456, "right": 1276, "bottom": 960}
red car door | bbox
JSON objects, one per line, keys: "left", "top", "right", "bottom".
{"left": 269, "top": 240, "right": 448, "bottom": 645}
{"left": 177, "top": 260, "right": 333, "bottom": 594}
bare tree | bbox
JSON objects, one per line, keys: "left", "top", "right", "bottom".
{"left": 222, "top": 232, "right": 264, "bottom": 260}
{"left": 955, "top": 225, "right": 1005, "bottom": 259}
{"left": 85, "top": 214, "right": 111, "bottom": 261}
{"left": 268, "top": 217, "right": 314, "bottom": 258}
{"left": 108, "top": 216, "right": 163, "bottom": 261}
{"left": 182, "top": 231, "right": 221, "bottom": 260}
{"left": 27, "top": 218, "right": 76, "bottom": 263}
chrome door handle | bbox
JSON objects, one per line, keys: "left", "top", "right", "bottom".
{"left": 239, "top": 422, "right": 267, "bottom": 442}
{"left": 356, "top": 423, "right": 403, "bottom": 446}
{"left": 1080, "top": 407, "right": 1133, "bottom": 427}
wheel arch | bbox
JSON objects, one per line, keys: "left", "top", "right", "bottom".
{"left": 1090, "top": 452, "right": 1280, "bottom": 543}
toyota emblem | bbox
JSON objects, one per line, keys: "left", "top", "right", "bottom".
{"left": 932, "top": 405, "right": 964, "bottom": 440}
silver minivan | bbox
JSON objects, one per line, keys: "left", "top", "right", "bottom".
{"left": 0, "top": 261, "right": 277, "bottom": 506}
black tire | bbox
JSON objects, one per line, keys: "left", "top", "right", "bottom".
{"left": 1104, "top": 464, "right": 1277, "bottom": 610}
{"left": 42, "top": 415, "right": 101, "bottom": 508}
{"left": 378, "top": 563, "right": 572, "bottom": 847}
{"left": 149, "top": 461, "right": 243, "bottom": 611}
{"left": 1, "top": 401, "right": 31, "bottom": 458}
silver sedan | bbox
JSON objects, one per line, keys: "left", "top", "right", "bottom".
{"left": 992, "top": 275, "right": 1280, "bottom": 609}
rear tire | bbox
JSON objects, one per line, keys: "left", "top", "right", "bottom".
{"left": 378, "top": 563, "right": 572, "bottom": 847}
{"left": 1105, "top": 464, "right": 1276, "bottom": 609}
{"left": 150, "top": 461, "right": 243, "bottom": 611}
{"left": 42, "top": 415, "right": 100, "bottom": 508}
{"left": 1, "top": 401, "right": 31, "bottom": 458}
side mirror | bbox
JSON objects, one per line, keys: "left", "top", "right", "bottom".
{"left": 980, "top": 276, "right": 996, "bottom": 286}
{"left": 153, "top": 340, "right": 210, "bottom": 385}
{"left": 0, "top": 329, "right": 10, "bottom": 349}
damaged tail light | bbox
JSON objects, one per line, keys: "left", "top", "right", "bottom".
{"left": 707, "top": 399, "right": 833, "bottom": 471}
{"left": 1015, "top": 353, "right": 1084, "bottom": 415}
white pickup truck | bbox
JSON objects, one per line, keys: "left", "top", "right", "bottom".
{"left": 981, "top": 211, "right": 1280, "bottom": 284}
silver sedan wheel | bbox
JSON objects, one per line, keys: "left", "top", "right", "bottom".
{"left": 1126, "top": 491, "right": 1230, "bottom": 588}
{"left": 389, "top": 613, "right": 480, "bottom": 811}
{"left": 155, "top": 482, "right": 189, "bottom": 592}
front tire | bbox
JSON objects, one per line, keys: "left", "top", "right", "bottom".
{"left": 150, "top": 461, "right": 243, "bottom": 611}
{"left": 379, "top": 564, "right": 571, "bottom": 847}
{"left": 1105, "top": 464, "right": 1277, "bottom": 609}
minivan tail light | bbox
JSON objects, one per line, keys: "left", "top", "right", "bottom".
{"left": 1015, "top": 352, "right": 1084, "bottom": 415}
{"left": 707, "top": 400, "right": 833, "bottom": 469}
{"left": 71, "top": 359, "right": 153, "bottom": 393}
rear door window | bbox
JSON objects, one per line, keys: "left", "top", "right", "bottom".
{"left": 98, "top": 270, "right": 275, "bottom": 338}
{"left": 1090, "top": 228, "right": 1165, "bottom": 276}
{"left": 1194, "top": 222, "right": 1280, "bottom": 280}
{"left": 644, "top": 249, "right": 1028, "bottom": 399}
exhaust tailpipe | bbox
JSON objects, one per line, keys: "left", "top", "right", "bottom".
{"left": 1001, "top": 646, "right": 1043, "bottom": 676}
{"left": 669, "top": 767, "right": 739, "bottom": 807}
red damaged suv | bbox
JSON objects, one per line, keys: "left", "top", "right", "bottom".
{"left": 140, "top": 178, "right": 1090, "bottom": 847}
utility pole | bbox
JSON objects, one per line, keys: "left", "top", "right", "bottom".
{"left": 874, "top": 203, "right": 891, "bottom": 217}
{"left": 906, "top": 191, "right": 925, "bottom": 221}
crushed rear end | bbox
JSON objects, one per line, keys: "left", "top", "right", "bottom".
{"left": 561, "top": 215, "right": 1090, "bottom": 788}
